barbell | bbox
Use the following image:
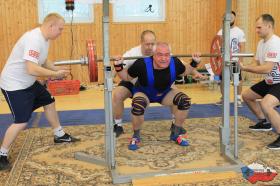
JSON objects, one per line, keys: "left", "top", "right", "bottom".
{"left": 54, "top": 36, "right": 254, "bottom": 82}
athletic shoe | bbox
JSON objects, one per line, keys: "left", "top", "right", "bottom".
{"left": 267, "top": 136, "right": 280, "bottom": 150}
{"left": 170, "top": 134, "right": 189, "bottom": 146}
{"left": 0, "top": 155, "right": 10, "bottom": 170}
{"left": 249, "top": 121, "right": 272, "bottom": 131}
{"left": 128, "top": 137, "right": 141, "bottom": 151}
{"left": 114, "top": 124, "right": 124, "bottom": 138}
{"left": 54, "top": 133, "right": 80, "bottom": 143}
{"left": 170, "top": 123, "right": 186, "bottom": 134}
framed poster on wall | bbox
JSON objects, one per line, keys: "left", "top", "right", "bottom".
{"left": 113, "top": 0, "right": 165, "bottom": 23}
{"left": 38, "top": 0, "right": 94, "bottom": 23}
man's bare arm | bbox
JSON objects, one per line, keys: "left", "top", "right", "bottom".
{"left": 240, "top": 61, "right": 275, "bottom": 74}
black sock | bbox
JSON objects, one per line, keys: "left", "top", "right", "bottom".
{"left": 133, "top": 129, "right": 140, "bottom": 138}
{"left": 170, "top": 122, "right": 175, "bottom": 131}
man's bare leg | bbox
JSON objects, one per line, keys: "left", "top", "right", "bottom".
{"left": 112, "top": 86, "right": 132, "bottom": 137}
{"left": 44, "top": 102, "right": 80, "bottom": 142}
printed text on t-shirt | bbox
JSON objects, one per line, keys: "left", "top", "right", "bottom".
{"left": 29, "top": 50, "right": 39, "bottom": 59}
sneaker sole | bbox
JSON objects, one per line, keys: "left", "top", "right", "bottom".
{"left": 54, "top": 141, "right": 71, "bottom": 143}
{"left": 249, "top": 128, "right": 272, "bottom": 132}
{"left": 128, "top": 146, "right": 139, "bottom": 151}
{"left": 54, "top": 138, "right": 80, "bottom": 143}
{"left": 0, "top": 164, "right": 11, "bottom": 170}
{"left": 114, "top": 131, "right": 124, "bottom": 138}
{"left": 267, "top": 146, "right": 280, "bottom": 150}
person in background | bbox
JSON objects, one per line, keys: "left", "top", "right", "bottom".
{"left": 112, "top": 30, "right": 157, "bottom": 137}
{"left": 216, "top": 11, "right": 246, "bottom": 107}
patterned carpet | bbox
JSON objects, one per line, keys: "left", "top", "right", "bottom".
{"left": 0, "top": 117, "right": 280, "bottom": 186}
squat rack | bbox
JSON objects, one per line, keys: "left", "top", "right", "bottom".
{"left": 75, "top": 0, "right": 245, "bottom": 184}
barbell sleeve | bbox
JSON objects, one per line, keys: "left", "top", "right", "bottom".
{"left": 54, "top": 57, "right": 88, "bottom": 66}
{"left": 231, "top": 53, "right": 254, "bottom": 57}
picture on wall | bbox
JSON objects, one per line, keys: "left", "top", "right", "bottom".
{"left": 113, "top": 0, "right": 165, "bottom": 22}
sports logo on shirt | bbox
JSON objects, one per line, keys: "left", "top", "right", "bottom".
{"left": 28, "top": 50, "right": 39, "bottom": 59}
{"left": 267, "top": 52, "right": 277, "bottom": 58}
{"left": 231, "top": 38, "right": 239, "bottom": 53}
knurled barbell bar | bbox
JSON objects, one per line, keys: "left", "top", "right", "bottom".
{"left": 54, "top": 36, "right": 254, "bottom": 82}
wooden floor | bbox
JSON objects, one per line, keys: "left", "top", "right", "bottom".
{"left": 0, "top": 82, "right": 251, "bottom": 114}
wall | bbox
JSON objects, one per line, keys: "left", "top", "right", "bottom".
{"left": 0, "top": 0, "right": 279, "bottom": 83}
{"left": 237, "top": 0, "right": 280, "bottom": 82}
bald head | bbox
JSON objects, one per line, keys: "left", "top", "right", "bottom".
{"left": 140, "top": 30, "right": 156, "bottom": 56}
{"left": 41, "top": 13, "right": 65, "bottom": 40}
{"left": 43, "top": 13, "right": 65, "bottom": 25}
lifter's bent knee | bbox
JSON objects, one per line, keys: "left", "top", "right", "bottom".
{"left": 173, "top": 92, "right": 191, "bottom": 110}
{"left": 131, "top": 97, "right": 147, "bottom": 116}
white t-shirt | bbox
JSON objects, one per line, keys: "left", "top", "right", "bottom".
{"left": 255, "top": 34, "right": 280, "bottom": 84}
{"left": 217, "top": 26, "right": 246, "bottom": 61}
{"left": 122, "top": 45, "right": 143, "bottom": 84}
{"left": 0, "top": 27, "right": 49, "bottom": 91}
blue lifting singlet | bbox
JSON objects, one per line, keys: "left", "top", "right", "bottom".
{"left": 133, "top": 57, "right": 176, "bottom": 103}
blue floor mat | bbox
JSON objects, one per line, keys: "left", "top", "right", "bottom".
{"left": 0, "top": 103, "right": 261, "bottom": 139}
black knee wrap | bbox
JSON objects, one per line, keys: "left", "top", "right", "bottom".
{"left": 173, "top": 92, "right": 191, "bottom": 110}
{"left": 131, "top": 97, "right": 147, "bottom": 116}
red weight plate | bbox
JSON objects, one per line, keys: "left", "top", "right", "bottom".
{"left": 87, "top": 40, "right": 98, "bottom": 82}
{"left": 210, "top": 35, "right": 223, "bottom": 75}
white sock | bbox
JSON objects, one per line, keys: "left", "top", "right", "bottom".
{"left": 54, "top": 126, "right": 65, "bottom": 137}
{"left": 0, "top": 147, "right": 8, "bottom": 156}
{"left": 114, "top": 119, "right": 122, "bottom": 126}
{"left": 171, "top": 114, "right": 175, "bottom": 123}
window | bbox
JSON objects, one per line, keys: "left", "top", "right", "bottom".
{"left": 38, "top": 0, "right": 94, "bottom": 23}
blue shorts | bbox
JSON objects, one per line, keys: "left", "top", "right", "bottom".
{"left": 147, "top": 91, "right": 170, "bottom": 103}
{"left": 133, "top": 89, "right": 171, "bottom": 103}
{"left": 1, "top": 81, "right": 55, "bottom": 123}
